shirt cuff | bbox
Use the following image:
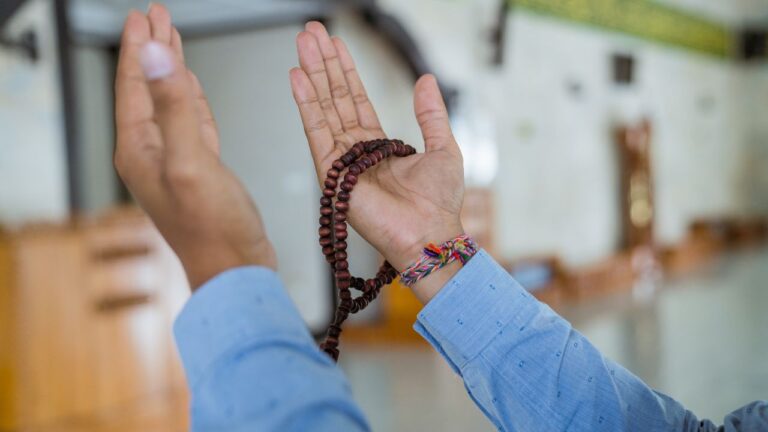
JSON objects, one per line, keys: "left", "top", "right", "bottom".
{"left": 413, "top": 249, "right": 543, "bottom": 371}
{"left": 173, "top": 266, "right": 314, "bottom": 388}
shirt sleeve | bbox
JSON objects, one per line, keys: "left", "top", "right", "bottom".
{"left": 413, "top": 249, "right": 768, "bottom": 432}
{"left": 173, "top": 266, "right": 370, "bottom": 432}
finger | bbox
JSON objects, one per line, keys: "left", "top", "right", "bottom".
{"left": 413, "top": 74, "right": 457, "bottom": 153}
{"left": 139, "top": 41, "right": 203, "bottom": 165}
{"left": 114, "top": 11, "right": 161, "bottom": 177}
{"left": 147, "top": 3, "right": 173, "bottom": 44}
{"left": 296, "top": 31, "right": 343, "bottom": 136}
{"left": 305, "top": 21, "right": 359, "bottom": 131}
{"left": 188, "top": 71, "right": 220, "bottom": 155}
{"left": 290, "top": 67, "right": 336, "bottom": 176}
{"left": 170, "top": 26, "right": 185, "bottom": 64}
{"left": 332, "top": 37, "right": 383, "bottom": 132}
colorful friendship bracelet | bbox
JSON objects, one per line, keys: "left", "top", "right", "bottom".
{"left": 399, "top": 234, "right": 479, "bottom": 287}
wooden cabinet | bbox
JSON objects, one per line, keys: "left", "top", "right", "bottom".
{"left": 0, "top": 208, "right": 189, "bottom": 431}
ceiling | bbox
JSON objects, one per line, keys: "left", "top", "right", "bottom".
{"left": 69, "top": 0, "right": 332, "bottom": 45}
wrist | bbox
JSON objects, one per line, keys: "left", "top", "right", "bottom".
{"left": 391, "top": 221, "right": 469, "bottom": 304}
{"left": 392, "top": 220, "right": 465, "bottom": 271}
{"left": 181, "top": 237, "right": 277, "bottom": 290}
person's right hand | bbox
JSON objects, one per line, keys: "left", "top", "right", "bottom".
{"left": 290, "top": 23, "right": 466, "bottom": 302}
{"left": 114, "top": 6, "right": 276, "bottom": 290}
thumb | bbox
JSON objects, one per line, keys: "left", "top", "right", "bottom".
{"left": 140, "top": 41, "right": 202, "bottom": 163}
{"left": 413, "top": 74, "right": 458, "bottom": 153}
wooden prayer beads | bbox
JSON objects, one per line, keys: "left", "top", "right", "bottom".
{"left": 318, "top": 139, "right": 417, "bottom": 361}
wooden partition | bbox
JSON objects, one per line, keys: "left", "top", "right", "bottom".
{"left": 0, "top": 208, "right": 190, "bottom": 431}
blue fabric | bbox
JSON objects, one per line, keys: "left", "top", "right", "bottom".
{"left": 174, "top": 252, "right": 768, "bottom": 431}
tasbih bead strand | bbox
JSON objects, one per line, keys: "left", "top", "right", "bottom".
{"left": 317, "top": 139, "right": 416, "bottom": 361}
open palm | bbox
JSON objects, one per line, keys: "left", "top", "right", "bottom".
{"left": 290, "top": 22, "right": 465, "bottom": 271}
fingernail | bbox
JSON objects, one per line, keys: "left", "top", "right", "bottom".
{"left": 140, "top": 41, "right": 174, "bottom": 80}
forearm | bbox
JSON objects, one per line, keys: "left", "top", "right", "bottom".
{"left": 174, "top": 267, "right": 369, "bottom": 432}
{"left": 414, "top": 250, "right": 766, "bottom": 431}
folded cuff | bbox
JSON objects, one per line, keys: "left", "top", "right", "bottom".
{"left": 414, "top": 250, "right": 543, "bottom": 370}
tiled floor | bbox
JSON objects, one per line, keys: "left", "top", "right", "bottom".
{"left": 341, "top": 248, "right": 768, "bottom": 431}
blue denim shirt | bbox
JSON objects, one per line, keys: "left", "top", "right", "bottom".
{"left": 174, "top": 250, "right": 767, "bottom": 431}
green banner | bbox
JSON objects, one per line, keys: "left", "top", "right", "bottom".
{"left": 513, "top": 0, "right": 733, "bottom": 57}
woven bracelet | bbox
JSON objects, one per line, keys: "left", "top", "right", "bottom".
{"left": 399, "top": 234, "right": 479, "bottom": 287}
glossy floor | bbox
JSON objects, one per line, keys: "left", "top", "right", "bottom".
{"left": 341, "top": 249, "right": 768, "bottom": 431}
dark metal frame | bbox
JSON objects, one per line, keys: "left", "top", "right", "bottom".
{"left": 55, "top": 0, "right": 81, "bottom": 211}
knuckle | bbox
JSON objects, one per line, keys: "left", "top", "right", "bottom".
{"left": 342, "top": 118, "right": 359, "bottom": 129}
{"left": 416, "top": 109, "right": 447, "bottom": 124}
{"left": 164, "top": 162, "right": 201, "bottom": 188}
{"left": 352, "top": 92, "right": 369, "bottom": 104}
{"left": 319, "top": 97, "right": 335, "bottom": 111}
{"left": 305, "top": 117, "right": 329, "bottom": 133}
{"left": 331, "top": 85, "right": 350, "bottom": 99}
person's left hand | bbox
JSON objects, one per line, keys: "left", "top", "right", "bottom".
{"left": 114, "top": 5, "right": 276, "bottom": 290}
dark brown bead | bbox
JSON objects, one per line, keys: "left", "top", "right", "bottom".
{"left": 365, "top": 279, "right": 376, "bottom": 292}
{"left": 349, "top": 165, "right": 361, "bottom": 176}
{"left": 320, "top": 216, "right": 332, "bottom": 225}
{"left": 321, "top": 206, "right": 333, "bottom": 216}
{"left": 335, "top": 261, "right": 349, "bottom": 270}
{"left": 339, "top": 290, "right": 351, "bottom": 300}
{"left": 323, "top": 188, "right": 336, "bottom": 197}
{"left": 332, "top": 160, "right": 345, "bottom": 170}
{"left": 326, "top": 255, "right": 335, "bottom": 264}
{"left": 341, "top": 153, "right": 355, "bottom": 165}
{"left": 352, "top": 146, "right": 363, "bottom": 157}
{"left": 334, "top": 240, "right": 347, "bottom": 250}
{"left": 327, "top": 168, "right": 339, "bottom": 179}
{"left": 344, "top": 174, "right": 358, "bottom": 185}
{"left": 334, "top": 201, "right": 348, "bottom": 212}
{"left": 336, "top": 270, "right": 350, "bottom": 280}
{"left": 333, "top": 212, "right": 347, "bottom": 222}
{"left": 337, "top": 279, "right": 350, "bottom": 289}
{"left": 335, "top": 230, "right": 348, "bottom": 240}
{"left": 340, "top": 182, "right": 353, "bottom": 192}
{"left": 320, "top": 237, "right": 333, "bottom": 247}
{"left": 319, "top": 226, "right": 332, "bottom": 237}
{"left": 373, "top": 150, "right": 384, "bottom": 160}
{"left": 334, "top": 222, "right": 346, "bottom": 231}
{"left": 320, "top": 196, "right": 332, "bottom": 206}
{"left": 335, "top": 309, "right": 348, "bottom": 321}
{"left": 337, "top": 191, "right": 350, "bottom": 202}
{"left": 325, "top": 347, "right": 339, "bottom": 361}
{"left": 328, "top": 325, "right": 341, "bottom": 337}
{"left": 324, "top": 178, "right": 337, "bottom": 189}
{"left": 322, "top": 245, "right": 334, "bottom": 256}
{"left": 350, "top": 302, "right": 360, "bottom": 313}
{"left": 335, "top": 251, "right": 347, "bottom": 260}
{"left": 360, "top": 156, "right": 372, "bottom": 167}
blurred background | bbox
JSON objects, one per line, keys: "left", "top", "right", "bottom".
{"left": 2, "top": 0, "right": 768, "bottom": 430}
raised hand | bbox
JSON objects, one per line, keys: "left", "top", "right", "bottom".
{"left": 290, "top": 22, "right": 466, "bottom": 302}
{"left": 114, "top": 5, "right": 276, "bottom": 289}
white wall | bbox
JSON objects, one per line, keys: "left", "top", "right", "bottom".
{"left": 377, "top": 0, "right": 763, "bottom": 266}
{"left": 0, "top": 0, "right": 69, "bottom": 225}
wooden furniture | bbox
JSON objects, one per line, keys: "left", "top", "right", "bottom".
{"left": 0, "top": 208, "right": 190, "bottom": 431}
{"left": 616, "top": 120, "right": 655, "bottom": 250}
